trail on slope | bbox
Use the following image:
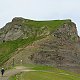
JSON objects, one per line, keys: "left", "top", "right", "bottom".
{"left": 0, "top": 66, "right": 31, "bottom": 80}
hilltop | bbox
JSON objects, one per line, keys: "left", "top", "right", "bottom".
{"left": 0, "top": 17, "right": 80, "bottom": 72}
{"left": 0, "top": 17, "right": 70, "bottom": 42}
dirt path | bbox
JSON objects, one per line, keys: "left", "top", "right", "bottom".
{"left": 0, "top": 66, "right": 80, "bottom": 80}
{"left": 0, "top": 66, "right": 30, "bottom": 80}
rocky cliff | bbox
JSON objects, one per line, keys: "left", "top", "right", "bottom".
{"left": 30, "top": 22, "right": 80, "bottom": 67}
{"left": 0, "top": 17, "right": 80, "bottom": 68}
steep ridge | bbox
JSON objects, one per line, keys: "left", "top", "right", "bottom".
{"left": 0, "top": 17, "right": 80, "bottom": 69}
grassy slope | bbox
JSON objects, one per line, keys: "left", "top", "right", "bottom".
{"left": 0, "top": 19, "right": 71, "bottom": 66}
{"left": 9, "top": 64, "right": 80, "bottom": 80}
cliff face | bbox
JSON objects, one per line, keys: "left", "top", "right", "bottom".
{"left": 30, "top": 22, "right": 80, "bottom": 66}
{"left": 0, "top": 17, "right": 80, "bottom": 67}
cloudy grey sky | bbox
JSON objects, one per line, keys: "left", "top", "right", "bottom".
{"left": 0, "top": 0, "right": 80, "bottom": 35}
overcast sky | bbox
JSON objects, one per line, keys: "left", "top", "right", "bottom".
{"left": 0, "top": 0, "right": 80, "bottom": 35}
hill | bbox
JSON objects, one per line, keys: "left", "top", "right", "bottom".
{"left": 0, "top": 17, "right": 80, "bottom": 72}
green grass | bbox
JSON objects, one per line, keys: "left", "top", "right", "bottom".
{"left": 9, "top": 76, "right": 16, "bottom": 80}
{"left": 9, "top": 64, "right": 80, "bottom": 80}
{"left": 20, "top": 71, "right": 80, "bottom": 80}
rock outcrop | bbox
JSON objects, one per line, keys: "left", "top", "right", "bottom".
{"left": 29, "top": 21, "right": 80, "bottom": 67}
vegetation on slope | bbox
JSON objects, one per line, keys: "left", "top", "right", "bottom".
{"left": 2, "top": 18, "right": 71, "bottom": 34}
{"left": 13, "top": 18, "right": 71, "bottom": 31}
